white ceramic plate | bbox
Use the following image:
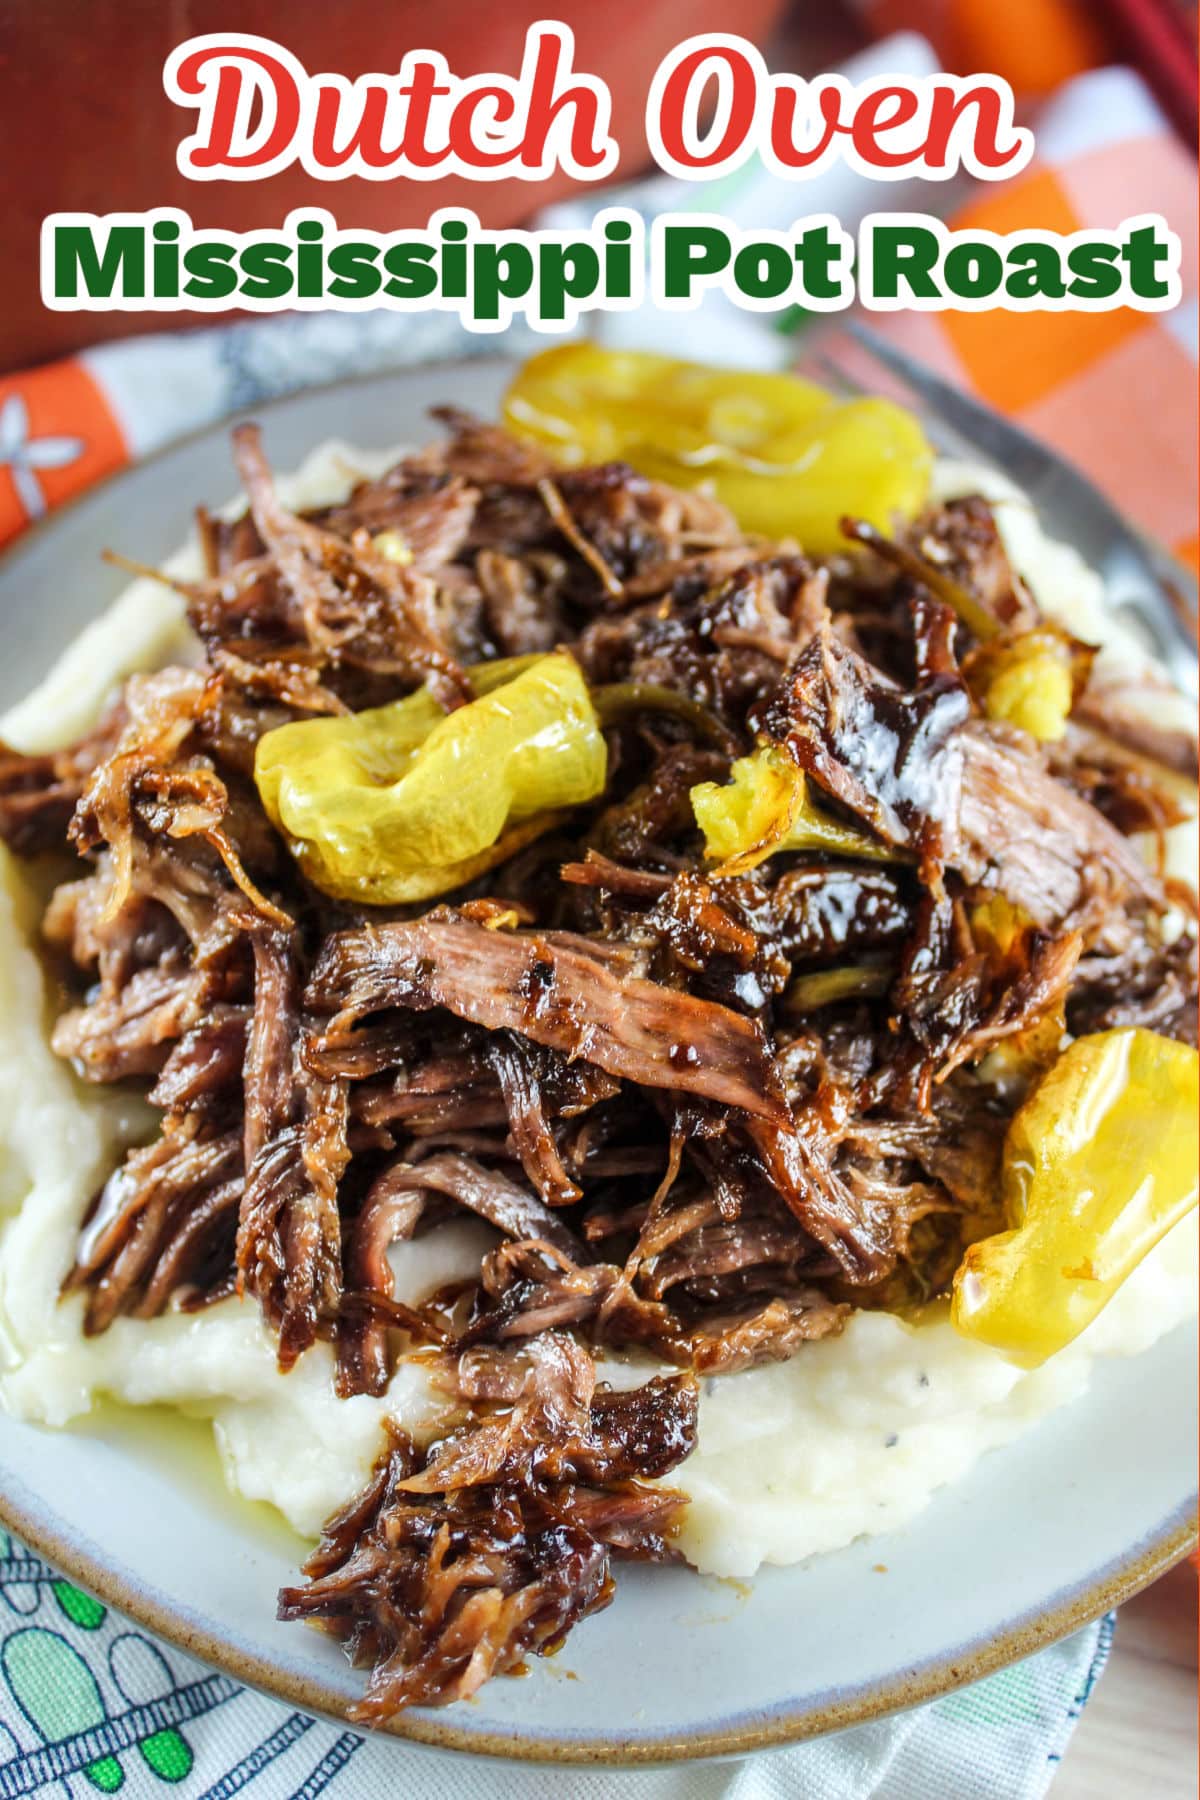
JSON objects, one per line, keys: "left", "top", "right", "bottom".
{"left": 0, "top": 362, "right": 1195, "bottom": 1763}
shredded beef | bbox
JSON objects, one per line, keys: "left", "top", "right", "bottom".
{"left": 958, "top": 726, "right": 1160, "bottom": 927}
{"left": 3, "top": 410, "right": 1193, "bottom": 1722}
{"left": 238, "top": 929, "right": 350, "bottom": 1366}
{"left": 278, "top": 1337, "right": 696, "bottom": 1716}
{"left": 756, "top": 616, "right": 970, "bottom": 872}
{"left": 307, "top": 913, "right": 790, "bottom": 1123}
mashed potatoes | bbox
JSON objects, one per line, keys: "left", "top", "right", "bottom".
{"left": 0, "top": 443, "right": 1194, "bottom": 1570}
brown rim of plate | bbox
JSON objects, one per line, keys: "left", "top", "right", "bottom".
{"left": 0, "top": 1476, "right": 1193, "bottom": 1764}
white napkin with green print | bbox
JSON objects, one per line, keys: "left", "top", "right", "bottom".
{"left": 0, "top": 1528, "right": 1109, "bottom": 1800}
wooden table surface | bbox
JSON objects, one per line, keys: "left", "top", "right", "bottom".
{"left": 1053, "top": 1563, "right": 1197, "bottom": 1797}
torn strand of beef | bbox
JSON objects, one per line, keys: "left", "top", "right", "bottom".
{"left": 279, "top": 1338, "right": 696, "bottom": 1716}
{"left": 308, "top": 913, "right": 790, "bottom": 1123}
{"left": 238, "top": 930, "right": 347, "bottom": 1366}
{"left": 231, "top": 423, "right": 471, "bottom": 710}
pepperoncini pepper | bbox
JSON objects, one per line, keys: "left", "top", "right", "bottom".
{"left": 964, "top": 628, "right": 1094, "bottom": 743}
{"left": 690, "top": 743, "right": 890, "bottom": 875}
{"left": 503, "top": 345, "right": 932, "bottom": 552}
{"left": 952, "top": 1028, "right": 1199, "bottom": 1365}
{"left": 254, "top": 651, "right": 606, "bottom": 904}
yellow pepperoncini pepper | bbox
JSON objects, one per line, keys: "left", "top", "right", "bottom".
{"left": 503, "top": 345, "right": 932, "bottom": 553}
{"left": 690, "top": 743, "right": 890, "bottom": 875}
{"left": 952, "top": 1028, "right": 1199, "bottom": 1366}
{"left": 254, "top": 651, "right": 606, "bottom": 904}
{"left": 965, "top": 628, "right": 1090, "bottom": 743}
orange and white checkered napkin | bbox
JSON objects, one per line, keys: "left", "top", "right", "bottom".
{"left": 0, "top": 63, "right": 1194, "bottom": 571}
{"left": 868, "top": 67, "right": 1200, "bottom": 573}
